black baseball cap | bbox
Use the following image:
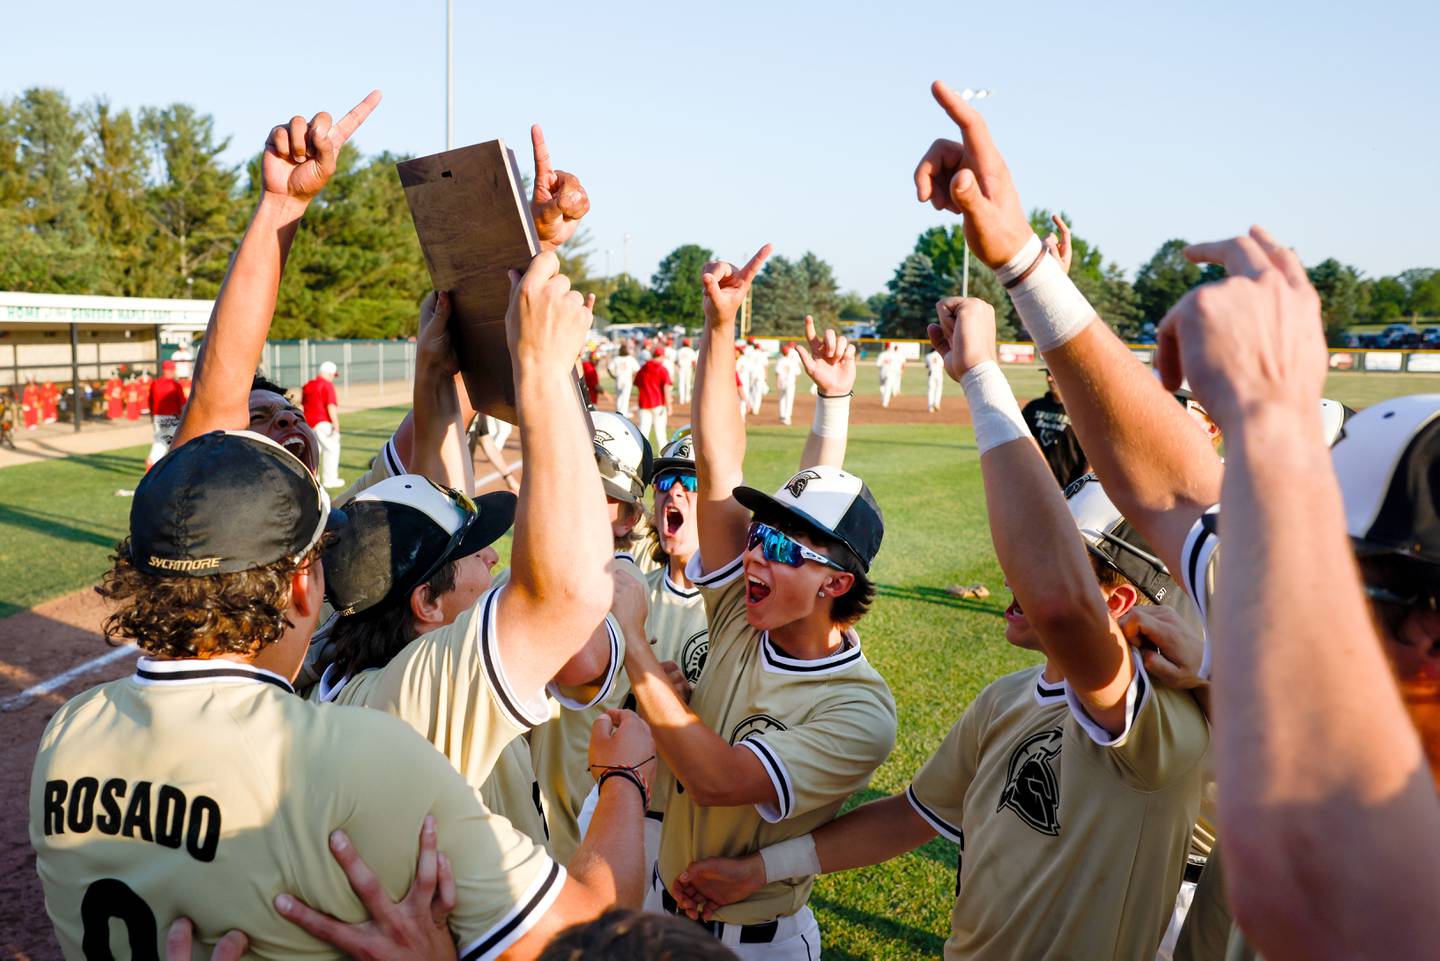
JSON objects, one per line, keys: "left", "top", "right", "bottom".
{"left": 1063, "top": 472, "right": 1179, "bottom": 607}
{"left": 131, "top": 430, "right": 345, "bottom": 577}
{"left": 734, "top": 466, "right": 884, "bottom": 573}
{"left": 653, "top": 430, "right": 696, "bottom": 477}
{"left": 323, "top": 474, "right": 516, "bottom": 616}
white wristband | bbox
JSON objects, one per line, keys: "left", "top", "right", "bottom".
{"left": 760, "top": 833, "right": 821, "bottom": 883}
{"left": 993, "top": 233, "right": 1044, "bottom": 286}
{"left": 1004, "top": 242, "right": 1097, "bottom": 353}
{"left": 811, "top": 393, "right": 851, "bottom": 438}
{"left": 961, "top": 361, "right": 1030, "bottom": 454}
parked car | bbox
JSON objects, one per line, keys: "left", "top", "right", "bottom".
{"left": 1421, "top": 327, "right": 1440, "bottom": 347}
{"left": 1380, "top": 324, "right": 1420, "bottom": 348}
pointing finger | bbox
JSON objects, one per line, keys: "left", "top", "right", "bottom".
{"left": 332, "top": 89, "right": 383, "bottom": 145}
{"left": 737, "top": 244, "right": 773, "bottom": 284}
{"left": 531, "top": 124, "right": 553, "bottom": 184}
{"left": 795, "top": 343, "right": 815, "bottom": 373}
{"left": 931, "top": 81, "right": 1002, "bottom": 168}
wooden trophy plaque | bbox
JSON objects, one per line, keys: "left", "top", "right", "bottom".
{"left": 397, "top": 140, "right": 590, "bottom": 427}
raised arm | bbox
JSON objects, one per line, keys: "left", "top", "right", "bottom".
{"left": 693, "top": 244, "right": 771, "bottom": 569}
{"left": 796, "top": 315, "right": 856, "bottom": 470}
{"left": 496, "top": 253, "right": 612, "bottom": 698}
{"left": 912, "top": 80, "right": 1220, "bottom": 576}
{"left": 1158, "top": 229, "right": 1440, "bottom": 961}
{"left": 404, "top": 292, "right": 473, "bottom": 493}
{"left": 932, "top": 296, "right": 1131, "bottom": 733}
{"left": 174, "top": 91, "right": 381, "bottom": 450}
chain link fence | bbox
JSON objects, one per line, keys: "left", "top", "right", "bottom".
{"left": 263, "top": 339, "right": 416, "bottom": 392}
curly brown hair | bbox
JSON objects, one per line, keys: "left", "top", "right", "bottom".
{"left": 97, "top": 537, "right": 320, "bottom": 659}
{"left": 538, "top": 909, "right": 738, "bottom": 961}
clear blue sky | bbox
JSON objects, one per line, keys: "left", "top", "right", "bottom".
{"left": 6, "top": 0, "right": 1436, "bottom": 295}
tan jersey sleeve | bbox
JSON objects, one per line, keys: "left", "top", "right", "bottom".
{"left": 1063, "top": 649, "right": 1210, "bottom": 790}
{"left": 333, "top": 710, "right": 564, "bottom": 961}
{"left": 335, "top": 433, "right": 405, "bottom": 507}
{"left": 683, "top": 550, "right": 749, "bottom": 656}
{"left": 547, "top": 615, "right": 623, "bottom": 710}
{"left": 738, "top": 687, "right": 897, "bottom": 823}
{"left": 1179, "top": 505, "right": 1221, "bottom": 680}
{"left": 907, "top": 700, "right": 986, "bottom": 846}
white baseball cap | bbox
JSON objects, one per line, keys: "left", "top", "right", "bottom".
{"left": 734, "top": 466, "right": 884, "bottom": 572}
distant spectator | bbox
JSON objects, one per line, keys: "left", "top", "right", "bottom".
{"left": 145, "top": 360, "right": 187, "bottom": 470}
{"left": 1021, "top": 368, "right": 1088, "bottom": 488}
{"left": 302, "top": 360, "right": 345, "bottom": 488}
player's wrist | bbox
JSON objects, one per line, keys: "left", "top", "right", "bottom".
{"left": 1002, "top": 235, "right": 1097, "bottom": 352}
{"left": 811, "top": 392, "right": 851, "bottom": 438}
{"left": 760, "top": 834, "right": 820, "bottom": 882}
{"left": 960, "top": 362, "right": 1029, "bottom": 454}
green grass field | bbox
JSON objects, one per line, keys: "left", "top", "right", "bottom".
{"left": 4, "top": 367, "right": 1440, "bottom": 956}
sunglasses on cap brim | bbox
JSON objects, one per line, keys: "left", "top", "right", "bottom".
{"left": 655, "top": 472, "right": 698, "bottom": 493}
{"left": 747, "top": 521, "right": 847, "bottom": 571}
{"left": 410, "top": 479, "right": 480, "bottom": 588}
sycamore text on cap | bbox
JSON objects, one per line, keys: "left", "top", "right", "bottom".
{"left": 148, "top": 556, "right": 222, "bottom": 572}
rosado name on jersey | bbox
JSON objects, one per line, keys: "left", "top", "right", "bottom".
{"left": 42, "top": 777, "right": 221, "bottom": 862}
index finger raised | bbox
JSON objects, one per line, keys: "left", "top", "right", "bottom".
{"left": 531, "top": 124, "right": 552, "bottom": 181}
{"left": 331, "top": 89, "right": 382, "bottom": 145}
{"left": 931, "top": 81, "right": 1001, "bottom": 167}
{"left": 737, "top": 244, "right": 773, "bottom": 284}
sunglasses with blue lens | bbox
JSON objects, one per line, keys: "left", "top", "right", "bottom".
{"left": 655, "top": 472, "right": 698, "bottom": 493}
{"left": 746, "top": 521, "right": 846, "bottom": 571}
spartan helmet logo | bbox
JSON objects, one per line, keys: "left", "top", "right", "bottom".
{"left": 680, "top": 629, "right": 709, "bottom": 684}
{"left": 728, "top": 713, "right": 787, "bottom": 745}
{"left": 593, "top": 428, "right": 615, "bottom": 445}
{"left": 997, "top": 728, "right": 1062, "bottom": 836}
{"left": 785, "top": 470, "right": 822, "bottom": 499}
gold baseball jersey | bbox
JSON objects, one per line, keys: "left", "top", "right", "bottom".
{"left": 906, "top": 660, "right": 1209, "bottom": 961}
{"left": 482, "top": 736, "right": 550, "bottom": 852}
{"left": 658, "top": 551, "right": 898, "bottom": 926}
{"left": 31, "top": 657, "right": 564, "bottom": 961}
{"left": 312, "top": 584, "right": 620, "bottom": 819}
{"left": 645, "top": 566, "right": 710, "bottom": 686}
{"left": 529, "top": 555, "right": 647, "bottom": 864}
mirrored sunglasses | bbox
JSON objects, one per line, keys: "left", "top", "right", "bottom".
{"left": 746, "top": 521, "right": 846, "bottom": 571}
{"left": 655, "top": 472, "right": 698, "bottom": 493}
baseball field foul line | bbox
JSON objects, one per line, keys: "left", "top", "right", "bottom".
{"left": 475, "top": 459, "right": 521, "bottom": 489}
{"left": 1, "top": 645, "right": 138, "bottom": 712}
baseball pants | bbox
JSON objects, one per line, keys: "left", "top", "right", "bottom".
{"left": 777, "top": 383, "right": 796, "bottom": 424}
{"left": 678, "top": 367, "right": 694, "bottom": 404}
{"left": 146, "top": 416, "right": 181, "bottom": 468}
{"left": 616, "top": 380, "right": 634, "bottom": 416}
{"left": 928, "top": 374, "right": 943, "bottom": 411}
{"left": 315, "top": 421, "right": 343, "bottom": 488}
{"left": 747, "top": 378, "right": 765, "bottom": 415}
{"left": 638, "top": 406, "right": 668, "bottom": 452}
{"left": 879, "top": 375, "right": 895, "bottom": 408}
{"left": 485, "top": 416, "right": 513, "bottom": 452}
{"left": 645, "top": 867, "right": 823, "bottom": 959}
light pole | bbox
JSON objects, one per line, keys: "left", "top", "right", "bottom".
{"left": 445, "top": 0, "right": 454, "bottom": 150}
{"left": 958, "top": 88, "right": 992, "bottom": 297}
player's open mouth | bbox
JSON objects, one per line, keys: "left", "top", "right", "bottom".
{"left": 746, "top": 574, "right": 771, "bottom": 605}
{"left": 664, "top": 506, "right": 684, "bottom": 536}
{"left": 275, "top": 431, "right": 315, "bottom": 471}
{"left": 1004, "top": 597, "right": 1026, "bottom": 624}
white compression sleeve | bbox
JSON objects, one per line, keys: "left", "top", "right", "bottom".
{"left": 761, "top": 833, "right": 822, "bottom": 882}
{"left": 996, "top": 233, "right": 1097, "bottom": 351}
{"left": 961, "top": 361, "right": 1030, "bottom": 454}
{"left": 811, "top": 392, "right": 851, "bottom": 438}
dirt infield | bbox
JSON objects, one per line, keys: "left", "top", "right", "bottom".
{"left": 0, "top": 388, "right": 977, "bottom": 958}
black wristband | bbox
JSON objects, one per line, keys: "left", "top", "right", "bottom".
{"left": 598, "top": 768, "right": 649, "bottom": 809}
{"left": 816, "top": 390, "right": 853, "bottom": 399}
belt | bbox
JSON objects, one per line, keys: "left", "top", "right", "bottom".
{"left": 1184, "top": 857, "right": 1207, "bottom": 885}
{"left": 658, "top": 879, "right": 779, "bottom": 944}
